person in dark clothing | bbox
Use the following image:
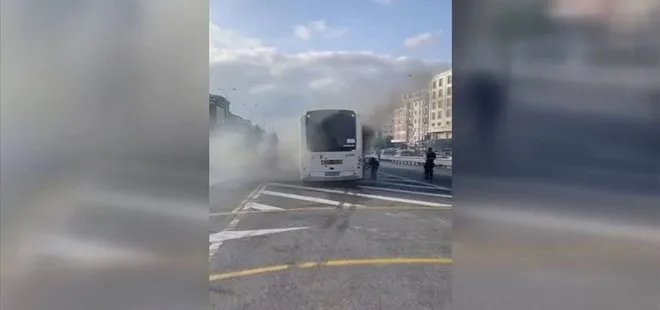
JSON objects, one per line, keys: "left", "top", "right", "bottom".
{"left": 368, "top": 157, "right": 380, "bottom": 180}
{"left": 424, "top": 147, "right": 437, "bottom": 181}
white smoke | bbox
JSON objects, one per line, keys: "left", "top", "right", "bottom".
{"left": 210, "top": 123, "right": 300, "bottom": 186}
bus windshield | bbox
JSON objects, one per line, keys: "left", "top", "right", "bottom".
{"left": 305, "top": 110, "right": 356, "bottom": 152}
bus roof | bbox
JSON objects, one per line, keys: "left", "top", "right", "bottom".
{"left": 304, "top": 109, "right": 356, "bottom": 115}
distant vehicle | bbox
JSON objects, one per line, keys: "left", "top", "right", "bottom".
{"left": 299, "top": 109, "right": 364, "bottom": 182}
{"left": 397, "top": 150, "right": 416, "bottom": 157}
{"left": 381, "top": 149, "right": 397, "bottom": 156}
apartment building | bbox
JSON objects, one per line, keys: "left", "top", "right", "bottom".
{"left": 391, "top": 104, "right": 408, "bottom": 143}
{"left": 403, "top": 90, "right": 430, "bottom": 145}
{"left": 427, "top": 70, "right": 453, "bottom": 140}
{"left": 380, "top": 120, "right": 393, "bottom": 138}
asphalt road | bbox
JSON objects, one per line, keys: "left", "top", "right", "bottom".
{"left": 210, "top": 164, "right": 453, "bottom": 310}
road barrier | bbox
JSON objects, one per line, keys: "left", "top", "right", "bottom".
{"left": 378, "top": 155, "right": 452, "bottom": 169}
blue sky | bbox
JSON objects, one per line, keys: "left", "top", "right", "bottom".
{"left": 210, "top": 0, "right": 452, "bottom": 63}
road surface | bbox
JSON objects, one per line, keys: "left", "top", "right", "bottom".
{"left": 210, "top": 164, "right": 452, "bottom": 310}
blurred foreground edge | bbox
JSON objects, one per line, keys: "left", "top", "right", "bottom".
{"left": 453, "top": 0, "right": 659, "bottom": 310}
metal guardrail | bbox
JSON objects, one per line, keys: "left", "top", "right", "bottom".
{"left": 378, "top": 155, "right": 452, "bottom": 169}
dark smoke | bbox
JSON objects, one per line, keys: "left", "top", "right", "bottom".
{"left": 362, "top": 125, "right": 375, "bottom": 151}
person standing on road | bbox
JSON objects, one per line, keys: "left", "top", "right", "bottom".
{"left": 424, "top": 147, "right": 437, "bottom": 181}
{"left": 368, "top": 157, "right": 380, "bottom": 181}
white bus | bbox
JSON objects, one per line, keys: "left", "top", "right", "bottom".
{"left": 299, "top": 109, "right": 364, "bottom": 182}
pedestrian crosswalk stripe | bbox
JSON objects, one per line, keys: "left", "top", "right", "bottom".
{"left": 358, "top": 185, "right": 452, "bottom": 199}
{"left": 261, "top": 190, "right": 364, "bottom": 207}
{"left": 245, "top": 202, "right": 284, "bottom": 211}
{"left": 268, "top": 183, "right": 451, "bottom": 208}
{"left": 210, "top": 227, "right": 309, "bottom": 244}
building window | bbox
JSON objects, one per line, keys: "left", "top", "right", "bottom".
{"left": 447, "top": 87, "right": 452, "bottom": 96}
{"left": 438, "top": 78, "right": 443, "bottom": 87}
{"left": 448, "top": 75, "right": 452, "bottom": 84}
{"left": 432, "top": 112, "right": 436, "bottom": 119}
{"left": 433, "top": 81, "right": 437, "bottom": 88}
{"left": 447, "top": 98, "right": 452, "bottom": 107}
{"left": 438, "top": 89, "right": 443, "bottom": 97}
{"left": 446, "top": 109, "right": 451, "bottom": 117}
{"left": 432, "top": 91, "right": 436, "bottom": 98}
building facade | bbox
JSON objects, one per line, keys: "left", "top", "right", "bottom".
{"left": 209, "top": 94, "right": 230, "bottom": 129}
{"left": 387, "top": 69, "right": 453, "bottom": 148}
{"left": 404, "top": 90, "right": 430, "bottom": 145}
{"left": 379, "top": 120, "right": 393, "bottom": 138}
{"left": 391, "top": 104, "right": 408, "bottom": 144}
{"left": 427, "top": 70, "right": 453, "bottom": 140}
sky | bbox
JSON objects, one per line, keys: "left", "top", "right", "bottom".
{"left": 210, "top": 0, "right": 452, "bottom": 137}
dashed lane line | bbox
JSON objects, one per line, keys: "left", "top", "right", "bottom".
{"left": 268, "top": 183, "right": 452, "bottom": 208}
{"left": 358, "top": 185, "right": 452, "bottom": 199}
{"left": 210, "top": 184, "right": 265, "bottom": 257}
{"left": 210, "top": 257, "right": 453, "bottom": 281}
{"left": 209, "top": 205, "right": 451, "bottom": 216}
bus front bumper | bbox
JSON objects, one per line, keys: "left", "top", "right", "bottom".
{"left": 301, "top": 173, "right": 362, "bottom": 182}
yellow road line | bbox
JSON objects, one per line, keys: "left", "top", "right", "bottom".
{"left": 210, "top": 257, "right": 452, "bottom": 281}
{"left": 300, "top": 257, "right": 452, "bottom": 267}
{"left": 211, "top": 265, "right": 290, "bottom": 281}
{"left": 210, "top": 205, "right": 451, "bottom": 216}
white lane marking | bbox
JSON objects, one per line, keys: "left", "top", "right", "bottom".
{"left": 370, "top": 181, "right": 438, "bottom": 189}
{"left": 358, "top": 185, "right": 453, "bottom": 199}
{"left": 210, "top": 184, "right": 265, "bottom": 257}
{"left": 268, "top": 183, "right": 452, "bottom": 208}
{"left": 245, "top": 202, "right": 284, "bottom": 211}
{"left": 261, "top": 190, "right": 364, "bottom": 207}
{"left": 226, "top": 185, "right": 265, "bottom": 231}
{"left": 379, "top": 171, "right": 452, "bottom": 191}
{"left": 209, "top": 227, "right": 309, "bottom": 251}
